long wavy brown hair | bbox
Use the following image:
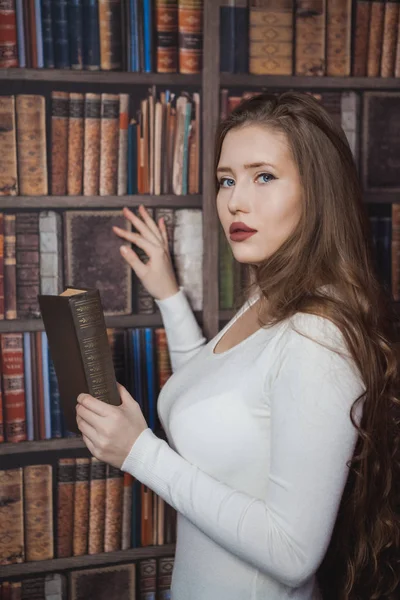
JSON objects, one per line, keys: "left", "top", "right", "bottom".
{"left": 214, "top": 91, "right": 400, "bottom": 599}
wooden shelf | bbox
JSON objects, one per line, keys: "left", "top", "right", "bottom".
{"left": 0, "top": 68, "right": 201, "bottom": 86}
{"left": 0, "top": 544, "right": 176, "bottom": 578}
{"left": 0, "top": 194, "right": 202, "bottom": 210}
{"left": 0, "top": 437, "right": 86, "bottom": 455}
{"left": 220, "top": 74, "right": 400, "bottom": 90}
{"left": 0, "top": 311, "right": 203, "bottom": 333}
{"left": 363, "top": 192, "right": 400, "bottom": 204}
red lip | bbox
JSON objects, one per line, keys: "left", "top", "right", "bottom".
{"left": 229, "top": 222, "right": 257, "bottom": 234}
{"left": 229, "top": 231, "right": 257, "bottom": 242}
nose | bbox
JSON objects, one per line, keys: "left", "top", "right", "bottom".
{"left": 226, "top": 180, "right": 250, "bottom": 215}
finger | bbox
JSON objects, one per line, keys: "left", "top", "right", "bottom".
{"left": 76, "top": 414, "right": 97, "bottom": 441}
{"left": 76, "top": 404, "right": 105, "bottom": 431}
{"left": 122, "top": 206, "right": 162, "bottom": 245}
{"left": 116, "top": 382, "right": 134, "bottom": 405}
{"left": 77, "top": 393, "right": 110, "bottom": 417}
{"left": 119, "top": 246, "right": 147, "bottom": 278}
{"left": 116, "top": 230, "right": 156, "bottom": 258}
{"left": 159, "top": 218, "right": 169, "bottom": 249}
{"left": 137, "top": 205, "right": 165, "bottom": 243}
{"left": 82, "top": 433, "right": 97, "bottom": 456}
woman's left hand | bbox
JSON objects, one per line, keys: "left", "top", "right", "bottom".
{"left": 76, "top": 382, "right": 148, "bottom": 469}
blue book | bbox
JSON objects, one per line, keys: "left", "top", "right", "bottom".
{"left": 68, "top": 0, "right": 84, "bottom": 69}
{"left": 41, "top": 332, "right": 52, "bottom": 438}
{"left": 52, "top": 0, "right": 70, "bottom": 68}
{"left": 129, "top": 0, "right": 139, "bottom": 71}
{"left": 47, "top": 347, "right": 63, "bottom": 438}
{"left": 82, "top": 0, "right": 100, "bottom": 69}
{"left": 144, "top": 328, "right": 156, "bottom": 431}
{"left": 41, "top": 0, "right": 55, "bottom": 67}
{"left": 35, "top": 0, "right": 44, "bottom": 67}
{"left": 15, "top": 0, "right": 26, "bottom": 67}
{"left": 234, "top": 2, "right": 249, "bottom": 73}
{"left": 23, "top": 333, "right": 34, "bottom": 440}
{"left": 220, "top": 1, "right": 235, "bottom": 73}
{"left": 142, "top": 0, "right": 152, "bottom": 72}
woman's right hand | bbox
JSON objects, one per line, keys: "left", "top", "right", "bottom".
{"left": 112, "top": 205, "right": 180, "bottom": 301}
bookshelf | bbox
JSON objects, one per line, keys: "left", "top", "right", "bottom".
{"left": 1, "top": 0, "right": 399, "bottom": 588}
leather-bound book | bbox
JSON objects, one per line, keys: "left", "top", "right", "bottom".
{"left": 157, "top": 556, "right": 174, "bottom": 598}
{"left": 23, "top": 464, "right": 54, "bottom": 561}
{"left": 15, "top": 95, "right": 48, "bottom": 196}
{"left": 83, "top": 93, "right": 101, "bottom": 196}
{"left": 0, "top": 213, "right": 4, "bottom": 321}
{"left": 51, "top": 91, "right": 69, "bottom": 196}
{"left": 99, "top": 93, "right": 120, "bottom": 196}
{"left": 352, "top": 0, "right": 371, "bottom": 75}
{"left": 104, "top": 464, "right": 123, "bottom": 552}
{"left": 326, "top": 0, "right": 352, "bottom": 75}
{"left": 73, "top": 457, "right": 90, "bottom": 556}
{"left": 132, "top": 207, "right": 155, "bottom": 314}
{"left": 38, "top": 287, "right": 121, "bottom": 435}
{"left": 156, "top": 0, "right": 178, "bottom": 72}
{"left": 138, "top": 557, "right": 157, "bottom": 597}
{"left": 367, "top": 0, "right": 384, "bottom": 76}
{"left": 178, "top": 0, "right": 203, "bottom": 74}
{"left": 63, "top": 210, "right": 132, "bottom": 315}
{"left": 295, "top": 0, "right": 326, "bottom": 76}
{"left": 67, "top": 93, "right": 84, "bottom": 196}
{"left": 121, "top": 472, "right": 133, "bottom": 550}
{"left": 117, "top": 93, "right": 129, "bottom": 196}
{"left": 15, "top": 212, "right": 40, "bottom": 318}
{"left": 0, "top": 333, "right": 27, "bottom": 442}
{"left": 380, "top": 0, "right": 399, "bottom": 76}
{"left": 98, "top": 0, "right": 122, "bottom": 70}
{"left": 56, "top": 457, "right": 75, "bottom": 558}
{"left": 0, "top": 95, "right": 18, "bottom": 196}
{"left": 0, "top": 467, "right": 24, "bottom": 565}
{"left": 4, "top": 214, "right": 17, "bottom": 320}
{"left": 395, "top": 10, "right": 400, "bottom": 76}
{"left": 88, "top": 457, "right": 106, "bottom": 554}
{"left": 69, "top": 563, "right": 136, "bottom": 600}
{"left": 0, "top": 0, "right": 18, "bottom": 67}
{"left": 249, "top": 0, "right": 294, "bottom": 75}
{"left": 21, "top": 577, "right": 46, "bottom": 599}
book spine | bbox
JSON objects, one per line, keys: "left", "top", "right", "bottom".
{"left": 139, "top": 557, "right": 157, "bottom": 595}
{"left": 395, "top": 8, "right": 400, "bottom": 75}
{"left": 41, "top": 332, "right": 52, "bottom": 439}
{"left": 352, "top": 0, "right": 371, "bottom": 75}
{"left": 34, "top": 0, "right": 44, "bottom": 67}
{"left": 178, "top": 0, "right": 203, "bottom": 74}
{"left": 99, "top": 93, "right": 120, "bottom": 195}
{"left": 380, "top": 0, "right": 399, "bottom": 76}
{"left": 158, "top": 556, "right": 174, "bottom": 594}
{"left": 0, "top": 95, "right": 18, "bottom": 196}
{"left": 51, "top": 91, "right": 69, "bottom": 196}
{"left": 88, "top": 457, "right": 106, "bottom": 554}
{"left": 52, "top": 0, "right": 70, "bottom": 68}
{"left": 367, "top": 0, "right": 385, "bottom": 75}
{"left": 0, "top": 333, "right": 27, "bottom": 443}
{"left": 15, "top": 212, "right": 40, "bottom": 319}
{"left": 48, "top": 351, "right": 63, "bottom": 437}
{"left": 156, "top": 0, "right": 178, "bottom": 73}
{"left": 0, "top": 0, "right": 18, "bottom": 67}
{"left": 15, "top": 0, "right": 25, "bottom": 66}
{"left": 82, "top": 0, "right": 100, "bottom": 69}
{"left": 0, "top": 468, "right": 24, "bottom": 565}
{"left": 104, "top": 464, "right": 124, "bottom": 552}
{"left": 98, "top": 0, "right": 122, "bottom": 70}
{"left": 73, "top": 457, "right": 90, "bottom": 556}
{"left": 56, "top": 458, "right": 75, "bottom": 558}
{"left": 326, "top": 0, "right": 352, "bottom": 75}
{"left": 234, "top": 0, "right": 248, "bottom": 73}
{"left": 68, "top": 0, "right": 84, "bottom": 69}
{"left": 23, "top": 464, "right": 54, "bottom": 561}
{"left": 4, "top": 214, "right": 17, "bottom": 320}
{"left": 295, "top": 0, "right": 326, "bottom": 75}
{"left": 83, "top": 93, "right": 101, "bottom": 195}
{"left": 249, "top": 0, "right": 293, "bottom": 75}
{"left": 0, "top": 214, "right": 3, "bottom": 322}
{"left": 117, "top": 93, "right": 129, "bottom": 195}
{"left": 220, "top": 0, "right": 235, "bottom": 73}
{"left": 23, "top": 332, "right": 34, "bottom": 440}
{"left": 129, "top": 0, "right": 139, "bottom": 71}
{"left": 121, "top": 472, "right": 133, "bottom": 549}
{"left": 34, "top": 330, "right": 46, "bottom": 440}
{"left": 41, "top": 0, "right": 54, "bottom": 67}
{"left": 67, "top": 92, "right": 85, "bottom": 195}
{"left": 15, "top": 95, "right": 48, "bottom": 196}
{"left": 22, "top": 0, "right": 31, "bottom": 67}
{"left": 39, "top": 210, "right": 63, "bottom": 296}
{"left": 28, "top": 0, "right": 38, "bottom": 68}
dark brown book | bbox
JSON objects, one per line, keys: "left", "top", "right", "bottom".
{"left": 352, "top": 0, "right": 371, "bottom": 75}
{"left": 69, "top": 563, "right": 136, "bottom": 600}
{"left": 15, "top": 212, "right": 40, "bottom": 318}
{"left": 367, "top": 0, "right": 385, "bottom": 75}
{"left": 38, "top": 287, "right": 121, "bottom": 435}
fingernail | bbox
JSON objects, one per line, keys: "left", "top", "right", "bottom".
{"left": 120, "top": 245, "right": 127, "bottom": 254}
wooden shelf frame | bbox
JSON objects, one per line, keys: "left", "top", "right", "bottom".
{"left": 0, "top": 195, "right": 202, "bottom": 210}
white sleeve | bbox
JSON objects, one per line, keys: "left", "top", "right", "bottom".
{"left": 121, "top": 315, "right": 365, "bottom": 588}
{"left": 154, "top": 286, "right": 207, "bottom": 372}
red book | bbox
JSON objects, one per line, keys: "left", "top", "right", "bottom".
{"left": 0, "top": 333, "right": 27, "bottom": 443}
{"left": 0, "top": 0, "right": 18, "bottom": 67}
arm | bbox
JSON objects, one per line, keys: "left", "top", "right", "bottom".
{"left": 155, "top": 286, "right": 207, "bottom": 372}
{"left": 121, "top": 315, "right": 365, "bottom": 587}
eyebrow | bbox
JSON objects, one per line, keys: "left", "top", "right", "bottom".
{"left": 216, "top": 162, "right": 276, "bottom": 174}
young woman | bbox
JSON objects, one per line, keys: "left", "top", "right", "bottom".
{"left": 76, "top": 91, "right": 400, "bottom": 599}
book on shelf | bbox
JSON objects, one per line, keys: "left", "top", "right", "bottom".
{"left": 38, "top": 287, "right": 121, "bottom": 435}
{"left": 0, "top": 0, "right": 204, "bottom": 74}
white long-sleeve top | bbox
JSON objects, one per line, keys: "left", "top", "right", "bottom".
{"left": 121, "top": 286, "right": 365, "bottom": 600}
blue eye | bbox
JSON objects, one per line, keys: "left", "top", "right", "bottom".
{"left": 256, "top": 173, "right": 275, "bottom": 184}
{"left": 219, "top": 177, "right": 235, "bottom": 188}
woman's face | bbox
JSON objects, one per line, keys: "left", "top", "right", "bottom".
{"left": 216, "top": 124, "right": 303, "bottom": 265}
